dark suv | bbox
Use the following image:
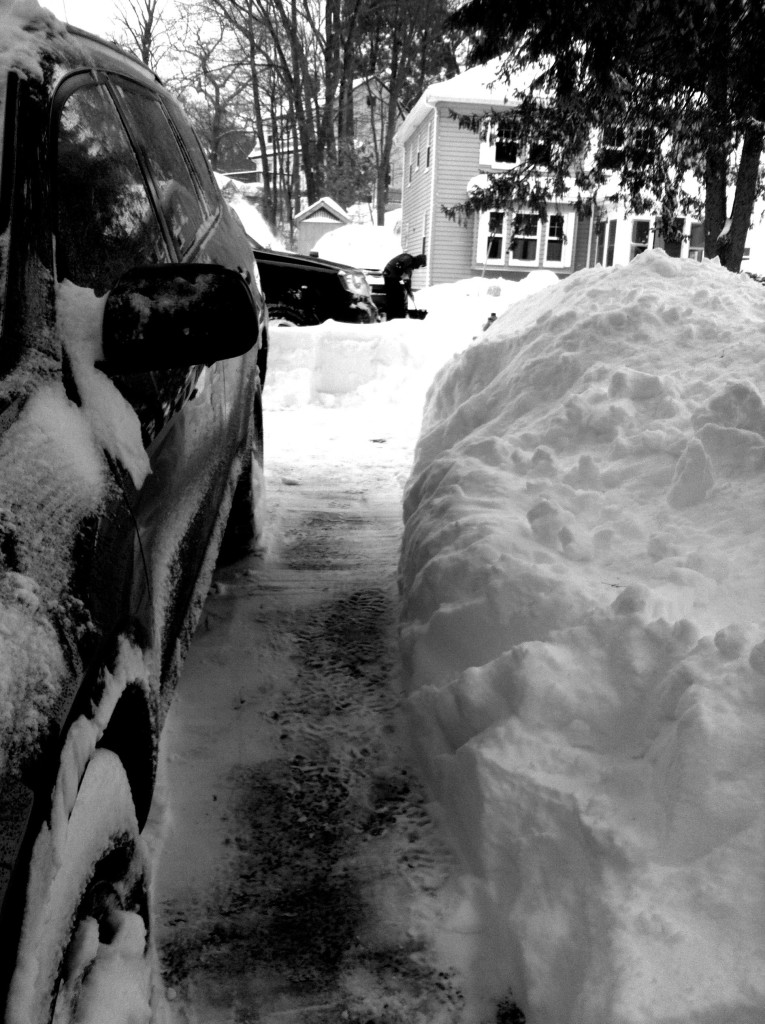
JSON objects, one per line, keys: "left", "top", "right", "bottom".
{"left": 0, "top": 19, "right": 265, "bottom": 1021}
{"left": 251, "top": 241, "right": 377, "bottom": 326}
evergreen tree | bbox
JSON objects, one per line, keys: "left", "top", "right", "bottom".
{"left": 449, "top": 0, "right": 765, "bottom": 271}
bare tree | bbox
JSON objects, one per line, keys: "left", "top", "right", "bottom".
{"left": 163, "top": 0, "right": 464, "bottom": 232}
{"left": 166, "top": 11, "right": 253, "bottom": 171}
{"left": 113, "top": 0, "right": 171, "bottom": 71}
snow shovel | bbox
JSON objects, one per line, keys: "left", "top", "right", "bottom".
{"left": 407, "top": 293, "right": 428, "bottom": 320}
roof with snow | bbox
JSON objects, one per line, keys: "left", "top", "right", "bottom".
{"left": 294, "top": 196, "right": 351, "bottom": 225}
{"left": 394, "top": 58, "right": 518, "bottom": 146}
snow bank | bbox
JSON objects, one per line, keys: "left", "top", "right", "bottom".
{"left": 399, "top": 250, "right": 765, "bottom": 1023}
{"left": 265, "top": 272, "right": 557, "bottom": 420}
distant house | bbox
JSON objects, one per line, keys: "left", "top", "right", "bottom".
{"left": 293, "top": 197, "right": 351, "bottom": 255}
{"left": 394, "top": 61, "right": 765, "bottom": 287}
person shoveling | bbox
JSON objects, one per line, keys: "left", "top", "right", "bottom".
{"left": 383, "top": 252, "right": 428, "bottom": 320}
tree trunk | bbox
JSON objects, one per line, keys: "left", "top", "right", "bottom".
{"left": 722, "top": 122, "right": 764, "bottom": 272}
{"left": 703, "top": 55, "right": 729, "bottom": 262}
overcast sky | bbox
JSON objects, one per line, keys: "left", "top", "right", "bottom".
{"left": 40, "top": 0, "right": 121, "bottom": 39}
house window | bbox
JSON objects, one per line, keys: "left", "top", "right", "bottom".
{"left": 477, "top": 209, "right": 574, "bottom": 268}
{"left": 595, "top": 219, "right": 617, "bottom": 266}
{"left": 660, "top": 218, "right": 685, "bottom": 258}
{"left": 632, "top": 126, "right": 654, "bottom": 151}
{"left": 601, "top": 124, "right": 654, "bottom": 169}
{"left": 688, "top": 221, "right": 705, "bottom": 261}
{"left": 630, "top": 219, "right": 651, "bottom": 260}
{"left": 486, "top": 211, "right": 505, "bottom": 260}
{"left": 602, "top": 124, "right": 626, "bottom": 150}
{"left": 546, "top": 215, "right": 564, "bottom": 262}
{"left": 495, "top": 125, "right": 518, "bottom": 164}
{"left": 528, "top": 138, "right": 551, "bottom": 165}
{"left": 480, "top": 120, "right": 519, "bottom": 166}
{"left": 605, "top": 219, "right": 617, "bottom": 266}
{"left": 542, "top": 212, "right": 574, "bottom": 266}
{"left": 426, "top": 145, "right": 431, "bottom": 167}
{"left": 510, "top": 214, "right": 539, "bottom": 262}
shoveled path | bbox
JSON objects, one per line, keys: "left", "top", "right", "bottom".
{"left": 148, "top": 415, "right": 506, "bottom": 1024}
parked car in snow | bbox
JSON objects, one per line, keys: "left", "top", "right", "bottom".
{"left": 311, "top": 224, "right": 402, "bottom": 318}
{"left": 252, "top": 242, "right": 378, "bottom": 326}
{"left": 0, "top": 19, "right": 265, "bottom": 1021}
{"left": 220, "top": 188, "right": 377, "bottom": 327}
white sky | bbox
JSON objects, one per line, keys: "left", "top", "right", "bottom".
{"left": 40, "top": 0, "right": 122, "bottom": 39}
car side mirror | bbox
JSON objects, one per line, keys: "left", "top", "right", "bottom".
{"left": 101, "top": 264, "right": 260, "bottom": 373}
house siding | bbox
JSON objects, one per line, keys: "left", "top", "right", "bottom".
{"left": 399, "top": 101, "right": 588, "bottom": 286}
{"left": 429, "top": 103, "right": 483, "bottom": 286}
{"left": 400, "top": 111, "right": 438, "bottom": 289}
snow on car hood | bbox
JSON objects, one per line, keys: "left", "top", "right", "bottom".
{"left": 312, "top": 224, "right": 401, "bottom": 273}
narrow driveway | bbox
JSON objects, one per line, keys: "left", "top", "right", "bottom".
{"left": 149, "top": 409, "right": 487, "bottom": 1023}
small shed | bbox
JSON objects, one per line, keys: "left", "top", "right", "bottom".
{"left": 295, "top": 197, "right": 351, "bottom": 255}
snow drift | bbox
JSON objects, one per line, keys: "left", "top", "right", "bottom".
{"left": 399, "top": 250, "right": 765, "bottom": 1024}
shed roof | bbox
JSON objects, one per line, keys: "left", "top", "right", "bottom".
{"left": 294, "top": 196, "right": 350, "bottom": 224}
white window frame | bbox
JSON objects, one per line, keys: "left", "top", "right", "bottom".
{"left": 629, "top": 217, "right": 654, "bottom": 261}
{"left": 594, "top": 217, "right": 619, "bottom": 266}
{"left": 479, "top": 119, "right": 520, "bottom": 168}
{"left": 687, "top": 220, "right": 705, "bottom": 261}
{"left": 476, "top": 208, "right": 575, "bottom": 268}
{"left": 542, "top": 211, "right": 575, "bottom": 268}
{"left": 476, "top": 209, "right": 507, "bottom": 265}
{"left": 508, "top": 212, "right": 542, "bottom": 266}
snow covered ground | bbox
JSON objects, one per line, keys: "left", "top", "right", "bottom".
{"left": 6, "top": 234, "right": 764, "bottom": 1022}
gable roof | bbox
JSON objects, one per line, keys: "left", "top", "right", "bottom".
{"left": 294, "top": 196, "right": 351, "bottom": 224}
{"left": 394, "top": 58, "right": 515, "bottom": 146}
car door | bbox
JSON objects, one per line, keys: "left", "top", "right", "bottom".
{"left": 53, "top": 72, "right": 230, "bottom": 686}
{"left": 110, "top": 74, "right": 258, "bottom": 459}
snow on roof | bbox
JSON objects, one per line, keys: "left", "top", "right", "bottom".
{"left": 395, "top": 57, "right": 550, "bottom": 147}
{"left": 294, "top": 196, "right": 350, "bottom": 224}
{"left": 396, "top": 58, "right": 515, "bottom": 146}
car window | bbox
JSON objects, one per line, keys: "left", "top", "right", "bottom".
{"left": 56, "top": 81, "right": 168, "bottom": 295}
{"left": 163, "top": 95, "right": 221, "bottom": 211}
{"left": 111, "top": 80, "right": 206, "bottom": 256}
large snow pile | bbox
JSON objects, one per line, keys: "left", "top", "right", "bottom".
{"left": 399, "top": 249, "right": 765, "bottom": 1023}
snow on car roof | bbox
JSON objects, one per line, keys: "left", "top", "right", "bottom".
{"left": 312, "top": 224, "right": 402, "bottom": 272}
{"left": 0, "top": 0, "right": 61, "bottom": 168}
